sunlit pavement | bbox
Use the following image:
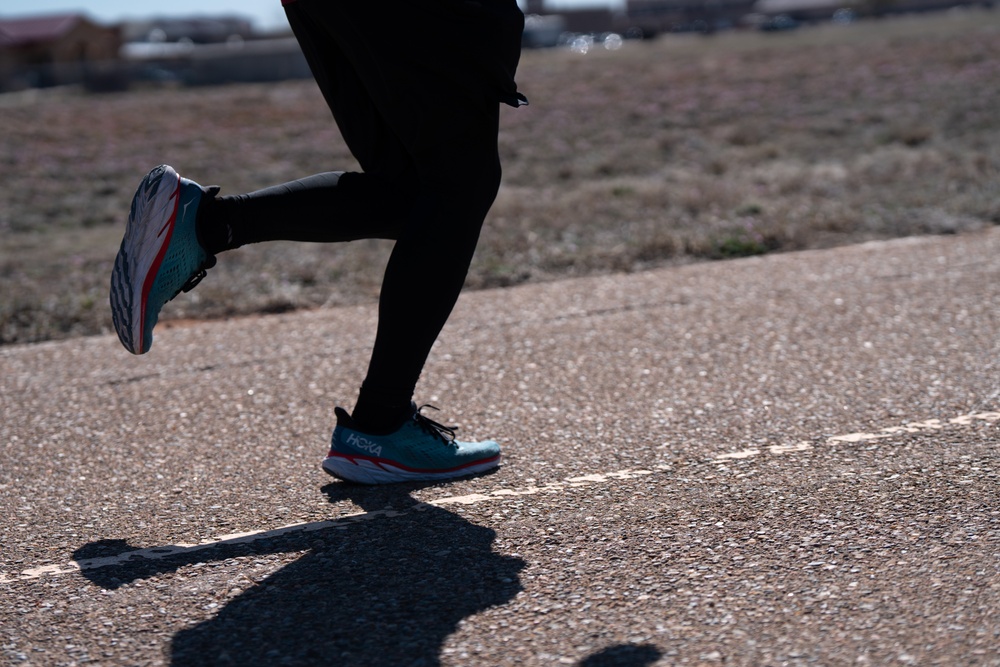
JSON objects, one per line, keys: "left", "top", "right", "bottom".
{"left": 2, "top": 228, "right": 998, "bottom": 666}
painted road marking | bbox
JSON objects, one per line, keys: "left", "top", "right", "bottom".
{"left": 1, "top": 410, "right": 995, "bottom": 585}
{"left": 0, "top": 469, "right": 665, "bottom": 585}
{"left": 711, "top": 410, "right": 998, "bottom": 463}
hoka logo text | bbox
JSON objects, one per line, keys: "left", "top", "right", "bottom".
{"left": 346, "top": 433, "right": 382, "bottom": 457}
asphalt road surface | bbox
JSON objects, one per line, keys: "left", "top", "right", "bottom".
{"left": 2, "top": 228, "right": 999, "bottom": 666}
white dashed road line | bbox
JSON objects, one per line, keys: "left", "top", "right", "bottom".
{"left": 2, "top": 410, "right": 995, "bottom": 585}
{"left": 712, "top": 410, "right": 998, "bottom": 462}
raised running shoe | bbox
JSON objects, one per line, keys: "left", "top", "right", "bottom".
{"left": 110, "top": 165, "right": 217, "bottom": 355}
{"left": 323, "top": 404, "right": 502, "bottom": 484}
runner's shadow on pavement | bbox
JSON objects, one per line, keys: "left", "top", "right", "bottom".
{"left": 75, "top": 481, "right": 525, "bottom": 666}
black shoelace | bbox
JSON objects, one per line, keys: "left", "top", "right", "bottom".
{"left": 180, "top": 255, "right": 217, "bottom": 294}
{"left": 412, "top": 405, "right": 458, "bottom": 445}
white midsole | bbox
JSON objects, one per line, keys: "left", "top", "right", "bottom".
{"left": 322, "top": 455, "right": 500, "bottom": 485}
{"left": 124, "top": 167, "right": 180, "bottom": 346}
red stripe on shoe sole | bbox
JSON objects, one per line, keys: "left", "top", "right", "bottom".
{"left": 324, "top": 450, "right": 501, "bottom": 475}
{"left": 137, "top": 175, "right": 181, "bottom": 353}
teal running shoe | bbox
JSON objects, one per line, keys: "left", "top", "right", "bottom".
{"left": 323, "top": 404, "right": 502, "bottom": 484}
{"left": 110, "top": 165, "right": 217, "bottom": 355}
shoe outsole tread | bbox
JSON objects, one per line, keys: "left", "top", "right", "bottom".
{"left": 110, "top": 165, "right": 210, "bottom": 355}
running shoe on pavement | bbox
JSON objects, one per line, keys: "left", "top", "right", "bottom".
{"left": 110, "top": 165, "right": 217, "bottom": 355}
{"left": 323, "top": 404, "right": 502, "bottom": 484}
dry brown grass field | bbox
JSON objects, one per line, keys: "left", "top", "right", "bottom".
{"left": 2, "top": 10, "right": 999, "bottom": 345}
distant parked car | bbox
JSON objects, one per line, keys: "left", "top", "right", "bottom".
{"left": 832, "top": 8, "right": 857, "bottom": 23}
{"left": 759, "top": 14, "right": 799, "bottom": 31}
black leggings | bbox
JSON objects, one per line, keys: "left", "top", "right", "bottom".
{"left": 206, "top": 0, "right": 524, "bottom": 426}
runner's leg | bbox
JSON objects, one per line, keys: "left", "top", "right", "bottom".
{"left": 214, "top": 0, "right": 520, "bottom": 433}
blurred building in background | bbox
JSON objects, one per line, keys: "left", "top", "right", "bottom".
{"left": 0, "top": 14, "right": 122, "bottom": 91}
{"left": 2, "top": 0, "right": 995, "bottom": 92}
{"left": 624, "top": 0, "right": 993, "bottom": 33}
{"left": 120, "top": 16, "right": 255, "bottom": 45}
{"left": 626, "top": 0, "right": 756, "bottom": 33}
{"left": 116, "top": 13, "right": 309, "bottom": 87}
{"left": 0, "top": 11, "right": 309, "bottom": 92}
